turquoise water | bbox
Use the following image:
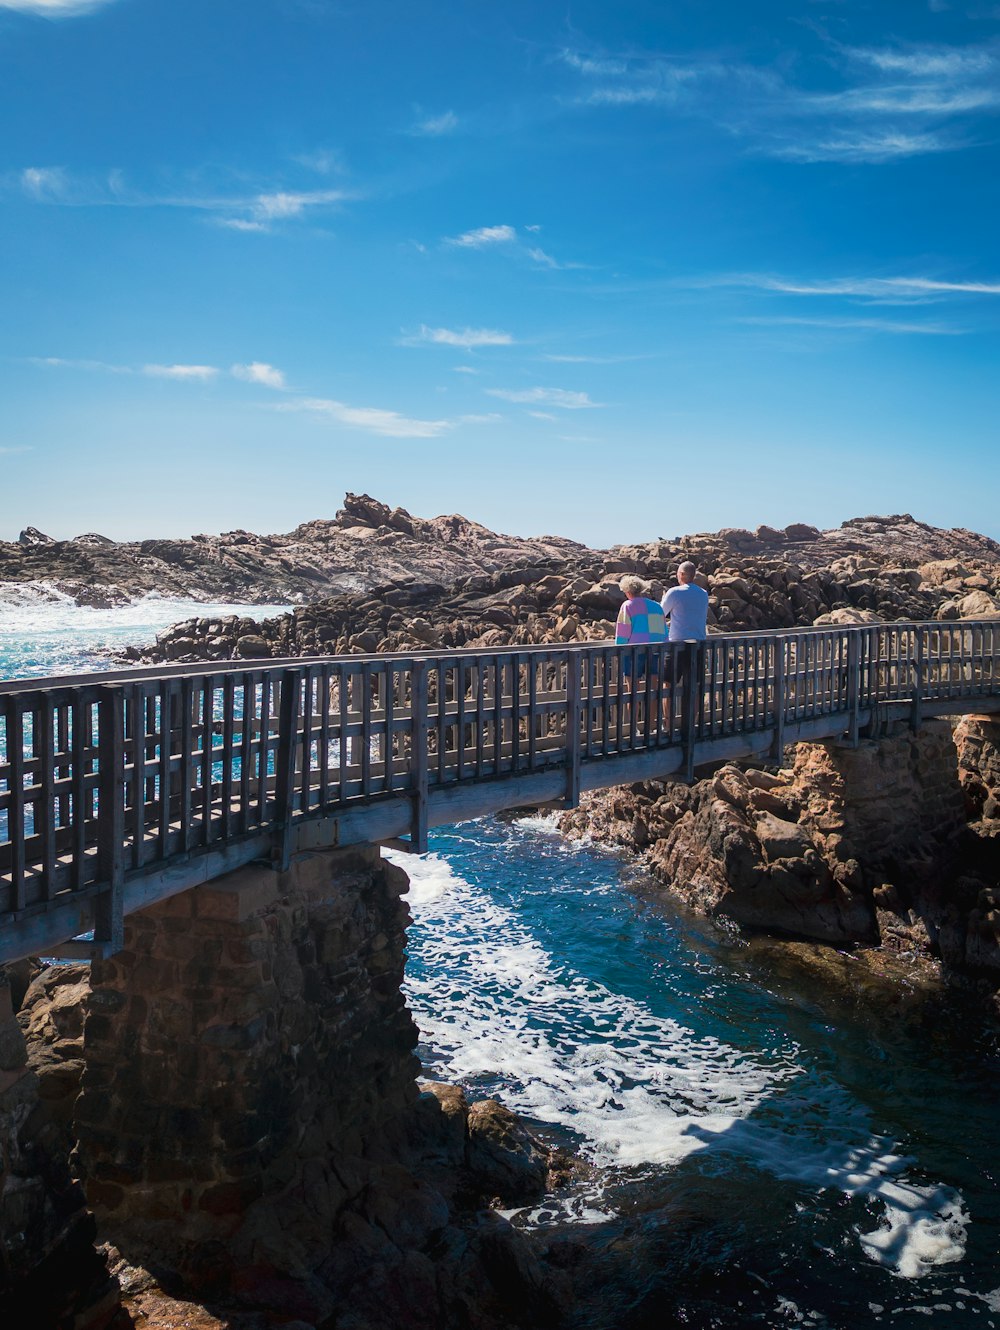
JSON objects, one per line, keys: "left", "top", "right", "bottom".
{"left": 400, "top": 822, "right": 1000, "bottom": 1328}
{"left": 4, "top": 609, "right": 1000, "bottom": 1329}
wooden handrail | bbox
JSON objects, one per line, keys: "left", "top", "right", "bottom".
{"left": 1, "top": 621, "right": 998, "bottom": 960}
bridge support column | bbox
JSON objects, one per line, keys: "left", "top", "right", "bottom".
{"left": 74, "top": 844, "right": 420, "bottom": 1305}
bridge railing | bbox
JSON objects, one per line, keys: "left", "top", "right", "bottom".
{"left": 1, "top": 620, "right": 998, "bottom": 947}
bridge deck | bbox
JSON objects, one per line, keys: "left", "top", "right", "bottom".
{"left": 2, "top": 621, "right": 998, "bottom": 963}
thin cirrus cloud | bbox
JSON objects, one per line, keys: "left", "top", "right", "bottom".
{"left": 692, "top": 271, "right": 1000, "bottom": 303}
{"left": 143, "top": 363, "right": 219, "bottom": 381}
{"left": 444, "top": 224, "right": 518, "bottom": 248}
{"left": 558, "top": 37, "right": 1000, "bottom": 163}
{"left": 0, "top": 0, "right": 123, "bottom": 13}
{"left": 486, "top": 386, "right": 603, "bottom": 410}
{"left": 13, "top": 167, "right": 349, "bottom": 232}
{"left": 738, "top": 316, "right": 965, "bottom": 335}
{"left": 28, "top": 355, "right": 289, "bottom": 385}
{"left": 443, "top": 223, "right": 584, "bottom": 270}
{"left": 277, "top": 397, "right": 500, "bottom": 439}
{"left": 409, "top": 110, "right": 459, "bottom": 136}
{"left": 231, "top": 361, "right": 287, "bottom": 389}
{"left": 407, "top": 325, "right": 514, "bottom": 349}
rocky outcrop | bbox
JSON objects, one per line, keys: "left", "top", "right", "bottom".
{"left": 0, "top": 493, "right": 592, "bottom": 610}
{"left": 0, "top": 969, "right": 126, "bottom": 1329}
{"left": 561, "top": 721, "right": 1000, "bottom": 981}
{"left": 126, "top": 506, "right": 1000, "bottom": 666}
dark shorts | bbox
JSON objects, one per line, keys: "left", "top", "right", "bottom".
{"left": 621, "top": 649, "right": 662, "bottom": 678}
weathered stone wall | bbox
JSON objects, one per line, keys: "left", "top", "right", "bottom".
{"left": 955, "top": 715, "right": 1000, "bottom": 824}
{"left": 74, "top": 844, "right": 420, "bottom": 1304}
{"left": 561, "top": 720, "right": 975, "bottom": 951}
{"left": 0, "top": 969, "right": 122, "bottom": 1327}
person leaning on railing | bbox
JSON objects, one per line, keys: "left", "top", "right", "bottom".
{"left": 615, "top": 575, "right": 668, "bottom": 728}
{"left": 660, "top": 561, "right": 709, "bottom": 730}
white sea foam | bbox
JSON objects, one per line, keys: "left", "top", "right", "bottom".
{"left": 391, "top": 840, "right": 970, "bottom": 1277}
{"left": 0, "top": 597, "right": 292, "bottom": 680}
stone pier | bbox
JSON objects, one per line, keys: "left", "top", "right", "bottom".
{"left": 73, "top": 844, "right": 421, "bottom": 1310}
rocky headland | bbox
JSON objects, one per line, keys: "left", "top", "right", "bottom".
{"left": 119, "top": 503, "right": 1000, "bottom": 665}
{"left": 0, "top": 494, "right": 590, "bottom": 610}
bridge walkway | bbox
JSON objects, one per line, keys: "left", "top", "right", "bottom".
{"left": 1, "top": 620, "right": 998, "bottom": 964}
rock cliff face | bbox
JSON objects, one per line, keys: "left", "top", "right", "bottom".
{"left": 561, "top": 718, "right": 1000, "bottom": 999}
{"left": 0, "top": 493, "right": 590, "bottom": 609}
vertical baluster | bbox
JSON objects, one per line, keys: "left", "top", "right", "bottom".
{"left": 385, "top": 666, "right": 395, "bottom": 794}
{"left": 361, "top": 663, "right": 372, "bottom": 798}
{"left": 475, "top": 658, "right": 486, "bottom": 777}
{"left": 36, "top": 693, "right": 55, "bottom": 902}
{"left": 9, "top": 698, "right": 25, "bottom": 911}
{"left": 130, "top": 686, "right": 145, "bottom": 867}
{"left": 202, "top": 680, "right": 215, "bottom": 845}
{"left": 158, "top": 681, "right": 172, "bottom": 859}
{"left": 71, "top": 695, "right": 87, "bottom": 889}
{"left": 337, "top": 666, "right": 348, "bottom": 800}
{"left": 258, "top": 674, "right": 272, "bottom": 821}
{"left": 241, "top": 673, "right": 254, "bottom": 830}
{"left": 510, "top": 656, "right": 521, "bottom": 772}
{"left": 221, "top": 672, "right": 236, "bottom": 836}
{"left": 455, "top": 660, "right": 466, "bottom": 779}
{"left": 179, "top": 676, "right": 194, "bottom": 851}
{"left": 488, "top": 657, "right": 498, "bottom": 776}
{"left": 437, "top": 662, "right": 448, "bottom": 783}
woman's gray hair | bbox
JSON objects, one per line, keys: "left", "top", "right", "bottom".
{"left": 619, "top": 574, "right": 645, "bottom": 598}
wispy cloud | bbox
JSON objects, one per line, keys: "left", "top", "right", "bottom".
{"left": 0, "top": 445, "right": 32, "bottom": 455}
{"left": 143, "top": 363, "right": 219, "bottom": 381}
{"left": 738, "top": 315, "right": 965, "bottom": 335}
{"left": 445, "top": 224, "right": 517, "bottom": 249}
{"left": 542, "top": 351, "right": 658, "bottom": 364}
{"left": 12, "top": 166, "right": 350, "bottom": 231}
{"left": 406, "top": 325, "right": 514, "bottom": 349}
{"left": 231, "top": 361, "right": 286, "bottom": 388}
{"left": 20, "top": 166, "right": 69, "bottom": 199}
{"left": 486, "top": 386, "right": 603, "bottom": 410}
{"left": 0, "top": 0, "right": 123, "bottom": 14}
{"left": 559, "top": 37, "right": 1000, "bottom": 163}
{"left": 693, "top": 271, "right": 1000, "bottom": 303}
{"left": 27, "top": 355, "right": 131, "bottom": 373}
{"left": 294, "top": 148, "right": 345, "bottom": 175}
{"left": 527, "top": 410, "right": 558, "bottom": 421}
{"left": 278, "top": 396, "right": 484, "bottom": 439}
{"left": 29, "top": 355, "right": 292, "bottom": 384}
{"left": 452, "top": 365, "right": 480, "bottom": 375}
{"left": 442, "top": 223, "right": 584, "bottom": 270}
{"left": 410, "top": 110, "right": 458, "bottom": 136}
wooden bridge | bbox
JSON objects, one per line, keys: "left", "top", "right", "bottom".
{"left": 2, "top": 620, "right": 999, "bottom": 965}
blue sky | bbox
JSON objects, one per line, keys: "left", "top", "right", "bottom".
{"left": 1, "top": 0, "right": 998, "bottom": 546}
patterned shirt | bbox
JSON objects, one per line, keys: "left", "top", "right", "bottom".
{"left": 615, "top": 596, "right": 669, "bottom": 645}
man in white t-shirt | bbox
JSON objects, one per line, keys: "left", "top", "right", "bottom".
{"left": 661, "top": 562, "right": 709, "bottom": 641}
{"left": 659, "top": 558, "right": 707, "bottom": 734}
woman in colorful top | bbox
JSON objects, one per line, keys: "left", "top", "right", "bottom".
{"left": 615, "top": 575, "right": 668, "bottom": 724}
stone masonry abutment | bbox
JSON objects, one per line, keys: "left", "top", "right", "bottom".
{"left": 73, "top": 844, "right": 421, "bottom": 1309}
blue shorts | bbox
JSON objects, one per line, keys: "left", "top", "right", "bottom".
{"left": 622, "top": 651, "right": 651, "bottom": 675}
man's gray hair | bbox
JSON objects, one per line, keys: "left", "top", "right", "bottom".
{"left": 678, "top": 560, "right": 696, "bottom": 578}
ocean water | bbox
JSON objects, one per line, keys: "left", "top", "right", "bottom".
{"left": 0, "top": 594, "right": 291, "bottom": 680}
{"left": 5, "top": 607, "right": 1000, "bottom": 1328}
{"left": 395, "top": 838, "right": 1000, "bottom": 1327}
